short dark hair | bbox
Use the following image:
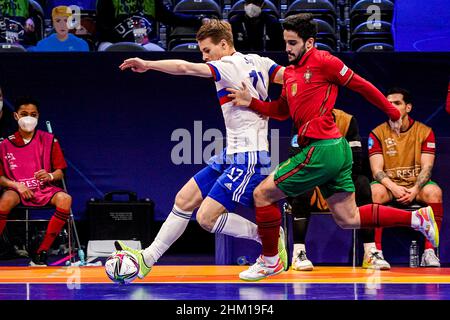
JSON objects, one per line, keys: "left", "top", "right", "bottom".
{"left": 14, "top": 96, "right": 40, "bottom": 112}
{"left": 282, "top": 13, "right": 317, "bottom": 42}
{"left": 387, "top": 87, "right": 412, "bottom": 105}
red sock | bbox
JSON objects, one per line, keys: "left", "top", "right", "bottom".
{"left": 0, "top": 210, "right": 10, "bottom": 236}
{"left": 255, "top": 203, "right": 281, "bottom": 257}
{"left": 375, "top": 228, "right": 383, "bottom": 250}
{"left": 37, "top": 207, "right": 70, "bottom": 253}
{"left": 359, "top": 204, "right": 412, "bottom": 228}
{"left": 424, "top": 203, "right": 443, "bottom": 250}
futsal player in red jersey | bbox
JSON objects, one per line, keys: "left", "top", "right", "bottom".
{"left": 227, "top": 13, "right": 440, "bottom": 281}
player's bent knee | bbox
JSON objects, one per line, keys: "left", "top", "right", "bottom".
{"left": 196, "top": 211, "right": 214, "bottom": 232}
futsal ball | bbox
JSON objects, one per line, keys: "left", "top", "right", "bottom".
{"left": 105, "top": 251, "right": 140, "bottom": 284}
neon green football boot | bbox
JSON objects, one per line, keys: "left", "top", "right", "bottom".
{"left": 115, "top": 240, "right": 151, "bottom": 279}
{"left": 278, "top": 227, "right": 288, "bottom": 271}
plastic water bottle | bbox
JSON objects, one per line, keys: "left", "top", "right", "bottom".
{"left": 5, "top": 24, "right": 19, "bottom": 44}
{"left": 133, "top": 19, "right": 148, "bottom": 45}
{"left": 237, "top": 256, "right": 249, "bottom": 265}
{"left": 409, "top": 240, "right": 419, "bottom": 267}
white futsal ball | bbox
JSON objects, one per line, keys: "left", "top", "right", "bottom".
{"left": 105, "top": 251, "right": 140, "bottom": 284}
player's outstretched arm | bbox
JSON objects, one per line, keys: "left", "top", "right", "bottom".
{"left": 227, "top": 82, "right": 290, "bottom": 121}
{"left": 119, "top": 57, "right": 212, "bottom": 77}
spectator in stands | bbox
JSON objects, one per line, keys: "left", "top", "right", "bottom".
{"left": 0, "top": 86, "right": 16, "bottom": 139}
{"left": 0, "top": 96, "right": 72, "bottom": 266}
{"left": 33, "top": 6, "right": 89, "bottom": 51}
{"left": 229, "top": 0, "right": 283, "bottom": 51}
{"left": 96, "top": 0, "right": 207, "bottom": 51}
{"left": 288, "top": 109, "right": 390, "bottom": 271}
{"left": 0, "top": 0, "right": 41, "bottom": 46}
{"left": 369, "top": 87, "right": 443, "bottom": 267}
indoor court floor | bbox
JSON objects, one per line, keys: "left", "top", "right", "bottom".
{"left": 1, "top": 265, "right": 450, "bottom": 300}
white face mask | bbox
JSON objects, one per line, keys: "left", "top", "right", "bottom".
{"left": 244, "top": 4, "right": 262, "bottom": 18}
{"left": 18, "top": 116, "right": 38, "bottom": 132}
{"left": 0, "top": 101, "right": 3, "bottom": 113}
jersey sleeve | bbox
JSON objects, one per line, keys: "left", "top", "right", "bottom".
{"left": 368, "top": 132, "right": 383, "bottom": 157}
{"left": 206, "top": 59, "right": 234, "bottom": 83}
{"left": 51, "top": 138, "right": 67, "bottom": 170}
{"left": 322, "top": 54, "right": 355, "bottom": 86}
{"left": 421, "top": 129, "right": 436, "bottom": 154}
{"left": 259, "top": 56, "right": 282, "bottom": 83}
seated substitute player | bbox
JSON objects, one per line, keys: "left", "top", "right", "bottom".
{"left": 369, "top": 87, "right": 443, "bottom": 267}
{"left": 115, "top": 19, "right": 288, "bottom": 280}
{"left": 0, "top": 97, "right": 72, "bottom": 266}
{"left": 226, "top": 14, "right": 439, "bottom": 281}
{"left": 288, "top": 109, "right": 390, "bottom": 271}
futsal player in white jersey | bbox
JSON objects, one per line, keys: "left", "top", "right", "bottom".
{"left": 116, "top": 20, "right": 287, "bottom": 280}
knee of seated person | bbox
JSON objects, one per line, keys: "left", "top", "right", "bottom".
{"left": 54, "top": 192, "right": 72, "bottom": 207}
{"left": 422, "top": 185, "right": 443, "bottom": 203}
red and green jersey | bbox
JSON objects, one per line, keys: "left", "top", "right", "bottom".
{"left": 249, "top": 48, "right": 401, "bottom": 145}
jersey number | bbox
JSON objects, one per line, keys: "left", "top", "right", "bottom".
{"left": 227, "top": 168, "right": 244, "bottom": 182}
{"left": 249, "top": 70, "right": 265, "bottom": 100}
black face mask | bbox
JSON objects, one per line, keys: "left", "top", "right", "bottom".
{"left": 288, "top": 45, "right": 306, "bottom": 65}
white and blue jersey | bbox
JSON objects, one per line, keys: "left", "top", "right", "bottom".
{"left": 194, "top": 52, "right": 281, "bottom": 211}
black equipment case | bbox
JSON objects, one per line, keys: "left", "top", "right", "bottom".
{"left": 87, "top": 191, "right": 154, "bottom": 247}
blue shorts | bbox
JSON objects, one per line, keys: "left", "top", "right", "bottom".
{"left": 193, "top": 149, "right": 271, "bottom": 212}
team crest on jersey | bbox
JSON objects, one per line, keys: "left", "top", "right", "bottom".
{"left": 291, "top": 83, "right": 297, "bottom": 96}
{"left": 304, "top": 67, "right": 312, "bottom": 83}
{"left": 385, "top": 137, "right": 398, "bottom": 156}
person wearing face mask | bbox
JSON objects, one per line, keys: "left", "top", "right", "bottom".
{"left": 0, "top": 86, "right": 16, "bottom": 139}
{"left": 0, "top": 97, "right": 72, "bottom": 266}
{"left": 229, "top": 0, "right": 283, "bottom": 52}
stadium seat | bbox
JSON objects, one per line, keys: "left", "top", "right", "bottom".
{"left": 170, "top": 42, "right": 200, "bottom": 51}
{"left": 0, "top": 43, "right": 27, "bottom": 52}
{"left": 315, "top": 19, "right": 337, "bottom": 50}
{"left": 103, "top": 42, "right": 147, "bottom": 52}
{"left": 174, "top": 0, "right": 222, "bottom": 17}
{"left": 168, "top": 0, "right": 222, "bottom": 51}
{"left": 227, "top": 0, "right": 280, "bottom": 20}
{"left": 315, "top": 42, "right": 334, "bottom": 52}
{"left": 286, "top": 0, "right": 337, "bottom": 29}
{"left": 350, "top": 0, "right": 394, "bottom": 31}
{"left": 29, "top": 0, "right": 45, "bottom": 41}
{"left": 350, "top": 21, "right": 393, "bottom": 51}
{"left": 356, "top": 42, "right": 393, "bottom": 52}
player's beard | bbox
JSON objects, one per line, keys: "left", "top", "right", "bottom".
{"left": 288, "top": 45, "right": 307, "bottom": 65}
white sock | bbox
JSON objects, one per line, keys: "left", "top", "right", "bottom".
{"left": 364, "top": 242, "right": 377, "bottom": 254}
{"left": 141, "top": 205, "right": 192, "bottom": 267}
{"left": 264, "top": 255, "right": 279, "bottom": 266}
{"left": 411, "top": 210, "right": 420, "bottom": 229}
{"left": 293, "top": 243, "right": 306, "bottom": 256}
{"left": 211, "top": 212, "right": 261, "bottom": 244}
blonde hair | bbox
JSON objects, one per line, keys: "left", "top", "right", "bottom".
{"left": 52, "top": 6, "right": 71, "bottom": 20}
{"left": 196, "top": 19, "right": 234, "bottom": 47}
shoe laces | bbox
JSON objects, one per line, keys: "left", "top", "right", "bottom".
{"left": 369, "top": 250, "right": 384, "bottom": 261}
{"left": 248, "top": 256, "right": 266, "bottom": 272}
{"left": 296, "top": 250, "right": 308, "bottom": 262}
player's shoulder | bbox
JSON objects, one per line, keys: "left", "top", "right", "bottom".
{"left": 413, "top": 119, "right": 432, "bottom": 131}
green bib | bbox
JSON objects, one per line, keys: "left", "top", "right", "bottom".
{"left": 0, "top": 0, "right": 29, "bottom": 18}
{"left": 111, "top": 0, "right": 155, "bottom": 18}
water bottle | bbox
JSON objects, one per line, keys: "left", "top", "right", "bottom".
{"left": 237, "top": 256, "right": 249, "bottom": 265}
{"left": 133, "top": 19, "right": 148, "bottom": 45}
{"left": 5, "top": 23, "right": 19, "bottom": 44}
{"left": 409, "top": 240, "right": 419, "bottom": 267}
